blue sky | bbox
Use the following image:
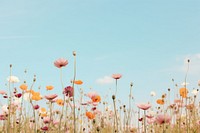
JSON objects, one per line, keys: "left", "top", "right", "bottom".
{"left": 0, "top": 0, "right": 200, "bottom": 106}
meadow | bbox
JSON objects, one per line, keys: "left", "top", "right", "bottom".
{"left": 0, "top": 52, "right": 200, "bottom": 133}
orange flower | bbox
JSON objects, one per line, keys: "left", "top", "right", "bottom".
{"left": 56, "top": 99, "right": 64, "bottom": 106}
{"left": 46, "top": 85, "right": 54, "bottom": 91}
{"left": 40, "top": 107, "right": 46, "bottom": 113}
{"left": 74, "top": 80, "right": 83, "bottom": 85}
{"left": 20, "top": 84, "right": 28, "bottom": 91}
{"left": 92, "top": 95, "right": 101, "bottom": 103}
{"left": 156, "top": 99, "right": 165, "bottom": 105}
{"left": 31, "top": 92, "right": 42, "bottom": 101}
{"left": 86, "top": 111, "right": 95, "bottom": 119}
{"left": 179, "top": 88, "right": 188, "bottom": 98}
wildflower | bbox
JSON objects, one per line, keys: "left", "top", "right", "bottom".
{"left": 86, "top": 111, "right": 95, "bottom": 119}
{"left": 150, "top": 91, "right": 156, "bottom": 97}
{"left": 15, "top": 93, "right": 22, "bottom": 98}
{"left": 54, "top": 58, "right": 68, "bottom": 68}
{"left": 46, "top": 85, "right": 54, "bottom": 91}
{"left": 191, "top": 89, "right": 198, "bottom": 96}
{"left": 31, "top": 92, "right": 43, "bottom": 101}
{"left": 156, "top": 114, "right": 171, "bottom": 124}
{"left": 74, "top": 80, "right": 83, "bottom": 85}
{"left": 0, "top": 90, "right": 6, "bottom": 95}
{"left": 156, "top": 99, "right": 165, "bottom": 105}
{"left": 20, "top": 84, "right": 28, "bottom": 91}
{"left": 137, "top": 103, "right": 151, "bottom": 110}
{"left": 7, "top": 76, "right": 20, "bottom": 83}
{"left": 63, "top": 86, "right": 73, "bottom": 97}
{"left": 34, "top": 105, "right": 40, "bottom": 110}
{"left": 56, "top": 99, "right": 64, "bottom": 106}
{"left": 181, "top": 82, "right": 189, "bottom": 86}
{"left": 87, "top": 91, "right": 97, "bottom": 99}
{"left": 92, "top": 95, "right": 101, "bottom": 103}
{"left": 179, "top": 88, "right": 188, "bottom": 98}
{"left": 0, "top": 114, "right": 6, "bottom": 120}
{"left": 186, "top": 104, "right": 194, "bottom": 110}
{"left": 112, "top": 74, "right": 122, "bottom": 79}
{"left": 43, "top": 117, "right": 51, "bottom": 124}
{"left": 45, "top": 94, "right": 58, "bottom": 101}
{"left": 41, "top": 126, "right": 48, "bottom": 131}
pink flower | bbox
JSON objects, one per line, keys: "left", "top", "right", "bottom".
{"left": 137, "top": 103, "right": 151, "bottom": 110}
{"left": 43, "top": 117, "right": 51, "bottom": 124}
{"left": 0, "top": 114, "right": 6, "bottom": 120}
{"left": 63, "top": 86, "right": 74, "bottom": 97}
{"left": 112, "top": 74, "right": 122, "bottom": 79}
{"left": 45, "top": 94, "right": 58, "bottom": 101}
{"left": 0, "top": 90, "right": 6, "bottom": 95}
{"left": 54, "top": 58, "right": 68, "bottom": 68}
{"left": 41, "top": 126, "right": 48, "bottom": 131}
{"left": 53, "top": 120, "right": 59, "bottom": 125}
{"left": 147, "top": 118, "right": 155, "bottom": 124}
{"left": 87, "top": 91, "right": 97, "bottom": 99}
{"left": 156, "top": 114, "right": 171, "bottom": 124}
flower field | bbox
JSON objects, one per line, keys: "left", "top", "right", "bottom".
{"left": 0, "top": 52, "right": 200, "bottom": 133}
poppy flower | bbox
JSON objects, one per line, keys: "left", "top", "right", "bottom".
{"left": 31, "top": 92, "right": 42, "bottom": 101}
{"left": 15, "top": 93, "right": 22, "bottom": 98}
{"left": 41, "top": 126, "right": 48, "bottom": 131}
{"left": 34, "top": 105, "right": 40, "bottom": 110}
{"left": 63, "top": 86, "right": 73, "bottom": 97}
{"left": 20, "top": 84, "right": 28, "bottom": 91}
{"left": 74, "top": 80, "right": 83, "bottom": 85}
{"left": 179, "top": 88, "right": 188, "bottom": 98}
{"left": 7, "top": 76, "right": 20, "bottom": 83}
{"left": 45, "top": 94, "right": 58, "bottom": 101}
{"left": 137, "top": 103, "right": 151, "bottom": 110}
{"left": 156, "top": 99, "right": 165, "bottom": 105}
{"left": 91, "top": 95, "right": 101, "bottom": 103}
{"left": 54, "top": 58, "right": 68, "bottom": 68}
{"left": 156, "top": 114, "right": 171, "bottom": 124}
{"left": 112, "top": 74, "right": 122, "bottom": 79}
{"left": 86, "top": 111, "right": 95, "bottom": 119}
{"left": 0, "top": 90, "right": 6, "bottom": 95}
{"left": 43, "top": 117, "right": 51, "bottom": 124}
{"left": 56, "top": 99, "right": 64, "bottom": 106}
{"left": 46, "top": 85, "right": 54, "bottom": 91}
{"left": 87, "top": 91, "right": 97, "bottom": 99}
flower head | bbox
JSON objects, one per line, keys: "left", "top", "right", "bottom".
{"left": 7, "top": 76, "right": 20, "bottom": 83}
{"left": 45, "top": 94, "right": 58, "bottom": 101}
{"left": 112, "top": 74, "right": 122, "bottom": 79}
{"left": 150, "top": 91, "right": 156, "bottom": 97}
{"left": 92, "top": 95, "right": 101, "bottom": 103}
{"left": 156, "top": 114, "right": 171, "bottom": 124}
{"left": 46, "top": 85, "right": 54, "bottom": 91}
{"left": 74, "top": 80, "right": 83, "bottom": 85}
{"left": 56, "top": 99, "right": 64, "bottom": 106}
{"left": 0, "top": 90, "right": 6, "bottom": 95}
{"left": 54, "top": 58, "right": 68, "bottom": 68}
{"left": 137, "top": 103, "right": 151, "bottom": 110}
{"left": 63, "top": 86, "right": 74, "bottom": 97}
{"left": 20, "top": 84, "right": 28, "bottom": 91}
{"left": 86, "top": 111, "right": 95, "bottom": 119}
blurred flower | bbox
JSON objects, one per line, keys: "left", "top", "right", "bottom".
{"left": 181, "top": 82, "right": 189, "bottom": 86}
{"left": 13, "top": 97, "right": 22, "bottom": 105}
{"left": 20, "top": 84, "right": 28, "bottom": 91}
{"left": 137, "top": 103, "right": 151, "bottom": 110}
{"left": 46, "top": 85, "right": 54, "bottom": 91}
{"left": 74, "top": 80, "right": 83, "bottom": 85}
{"left": 45, "top": 94, "right": 58, "bottom": 101}
{"left": 0, "top": 90, "right": 6, "bottom": 95}
{"left": 43, "top": 117, "right": 51, "bottom": 124}
{"left": 91, "top": 95, "right": 101, "bottom": 103}
{"left": 41, "top": 126, "right": 48, "bottom": 131}
{"left": 63, "top": 86, "right": 73, "bottom": 97}
{"left": 31, "top": 92, "right": 43, "bottom": 101}
{"left": 150, "top": 91, "right": 156, "bottom": 97}
{"left": 191, "top": 89, "right": 198, "bottom": 96}
{"left": 156, "top": 99, "right": 165, "bottom": 105}
{"left": 179, "top": 88, "right": 188, "bottom": 98}
{"left": 112, "top": 74, "right": 122, "bottom": 79}
{"left": 0, "top": 114, "right": 6, "bottom": 120}
{"left": 7, "top": 76, "right": 20, "bottom": 83}
{"left": 86, "top": 111, "right": 95, "bottom": 119}
{"left": 156, "top": 114, "right": 171, "bottom": 124}
{"left": 56, "top": 99, "right": 64, "bottom": 106}
{"left": 34, "top": 105, "right": 40, "bottom": 110}
{"left": 54, "top": 58, "right": 68, "bottom": 68}
{"left": 15, "top": 93, "right": 22, "bottom": 98}
{"left": 87, "top": 91, "right": 97, "bottom": 99}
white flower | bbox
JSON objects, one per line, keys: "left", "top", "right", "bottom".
{"left": 191, "top": 89, "right": 198, "bottom": 96}
{"left": 2, "top": 105, "right": 8, "bottom": 114}
{"left": 13, "top": 97, "right": 22, "bottom": 105}
{"left": 7, "top": 76, "right": 20, "bottom": 83}
{"left": 150, "top": 91, "right": 156, "bottom": 97}
{"left": 181, "top": 82, "right": 189, "bottom": 86}
{"left": 23, "top": 93, "right": 32, "bottom": 101}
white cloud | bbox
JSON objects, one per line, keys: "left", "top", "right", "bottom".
{"left": 96, "top": 76, "right": 114, "bottom": 85}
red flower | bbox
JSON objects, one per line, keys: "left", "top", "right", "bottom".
{"left": 41, "top": 126, "right": 48, "bottom": 131}
{"left": 15, "top": 93, "right": 22, "bottom": 98}
{"left": 63, "top": 86, "right": 74, "bottom": 97}
{"left": 33, "top": 105, "right": 40, "bottom": 110}
{"left": 54, "top": 58, "right": 68, "bottom": 68}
